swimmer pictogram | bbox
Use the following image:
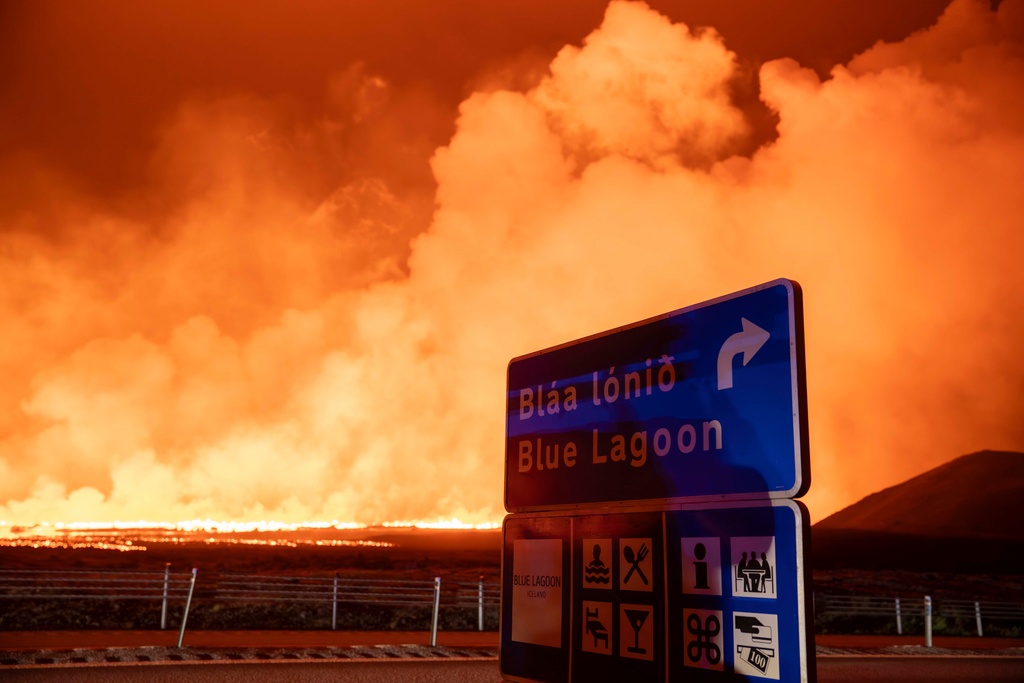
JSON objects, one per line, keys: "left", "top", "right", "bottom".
{"left": 583, "top": 539, "right": 612, "bottom": 588}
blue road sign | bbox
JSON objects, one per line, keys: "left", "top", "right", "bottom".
{"left": 500, "top": 501, "right": 815, "bottom": 683}
{"left": 665, "top": 500, "right": 815, "bottom": 682}
{"left": 505, "top": 279, "right": 808, "bottom": 512}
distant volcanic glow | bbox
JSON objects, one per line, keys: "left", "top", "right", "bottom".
{"left": 1, "top": 0, "right": 1023, "bottom": 527}
{"left": 0, "top": 520, "right": 396, "bottom": 552}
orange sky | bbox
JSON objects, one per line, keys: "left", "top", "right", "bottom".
{"left": 1, "top": 0, "right": 1022, "bottom": 527}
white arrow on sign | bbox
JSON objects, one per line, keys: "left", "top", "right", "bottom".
{"left": 717, "top": 318, "right": 770, "bottom": 390}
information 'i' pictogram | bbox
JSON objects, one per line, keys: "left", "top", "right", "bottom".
{"left": 682, "top": 537, "right": 722, "bottom": 595}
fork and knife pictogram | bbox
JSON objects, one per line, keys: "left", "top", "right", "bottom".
{"left": 623, "top": 543, "right": 649, "bottom": 585}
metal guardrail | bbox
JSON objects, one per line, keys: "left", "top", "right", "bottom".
{"left": 0, "top": 567, "right": 501, "bottom": 647}
{"left": 450, "top": 579, "right": 502, "bottom": 632}
{"left": 0, "top": 566, "right": 193, "bottom": 629}
{"left": 813, "top": 592, "right": 1024, "bottom": 643}
{"left": 5, "top": 568, "right": 1022, "bottom": 647}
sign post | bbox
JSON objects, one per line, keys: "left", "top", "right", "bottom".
{"left": 500, "top": 279, "right": 815, "bottom": 682}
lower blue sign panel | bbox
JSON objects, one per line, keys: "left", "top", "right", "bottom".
{"left": 500, "top": 501, "right": 815, "bottom": 683}
{"left": 663, "top": 501, "right": 815, "bottom": 682}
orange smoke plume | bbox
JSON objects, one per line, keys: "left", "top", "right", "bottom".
{"left": 1, "top": 0, "right": 1022, "bottom": 526}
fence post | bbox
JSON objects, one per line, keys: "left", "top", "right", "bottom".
{"left": 332, "top": 572, "right": 339, "bottom": 631}
{"left": 895, "top": 597, "right": 902, "bottom": 635}
{"left": 975, "top": 601, "right": 983, "bottom": 637}
{"left": 430, "top": 576, "right": 441, "bottom": 647}
{"left": 924, "top": 595, "right": 932, "bottom": 648}
{"left": 478, "top": 576, "right": 484, "bottom": 632}
{"left": 160, "top": 563, "right": 171, "bottom": 630}
{"left": 177, "top": 568, "right": 198, "bottom": 648}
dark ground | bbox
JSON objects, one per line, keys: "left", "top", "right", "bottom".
{"left": 2, "top": 527, "right": 1022, "bottom": 634}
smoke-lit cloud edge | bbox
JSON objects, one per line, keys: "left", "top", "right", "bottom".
{"left": 1, "top": 0, "right": 1023, "bottom": 526}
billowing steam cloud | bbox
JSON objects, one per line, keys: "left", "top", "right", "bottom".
{"left": 2, "top": 0, "right": 1022, "bottom": 525}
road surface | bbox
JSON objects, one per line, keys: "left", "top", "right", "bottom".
{"left": 2, "top": 657, "right": 1024, "bottom": 682}
{"left": 3, "top": 630, "right": 1023, "bottom": 651}
{"left": 2, "top": 631, "right": 1022, "bottom": 682}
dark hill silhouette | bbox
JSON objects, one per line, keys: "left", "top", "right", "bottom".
{"left": 811, "top": 450, "right": 1024, "bottom": 572}
{"left": 815, "top": 450, "right": 1024, "bottom": 539}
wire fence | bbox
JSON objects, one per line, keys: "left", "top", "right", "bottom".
{"left": 0, "top": 567, "right": 500, "bottom": 647}
{"left": 813, "top": 592, "right": 1024, "bottom": 642}
{"left": 3, "top": 568, "right": 1023, "bottom": 647}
